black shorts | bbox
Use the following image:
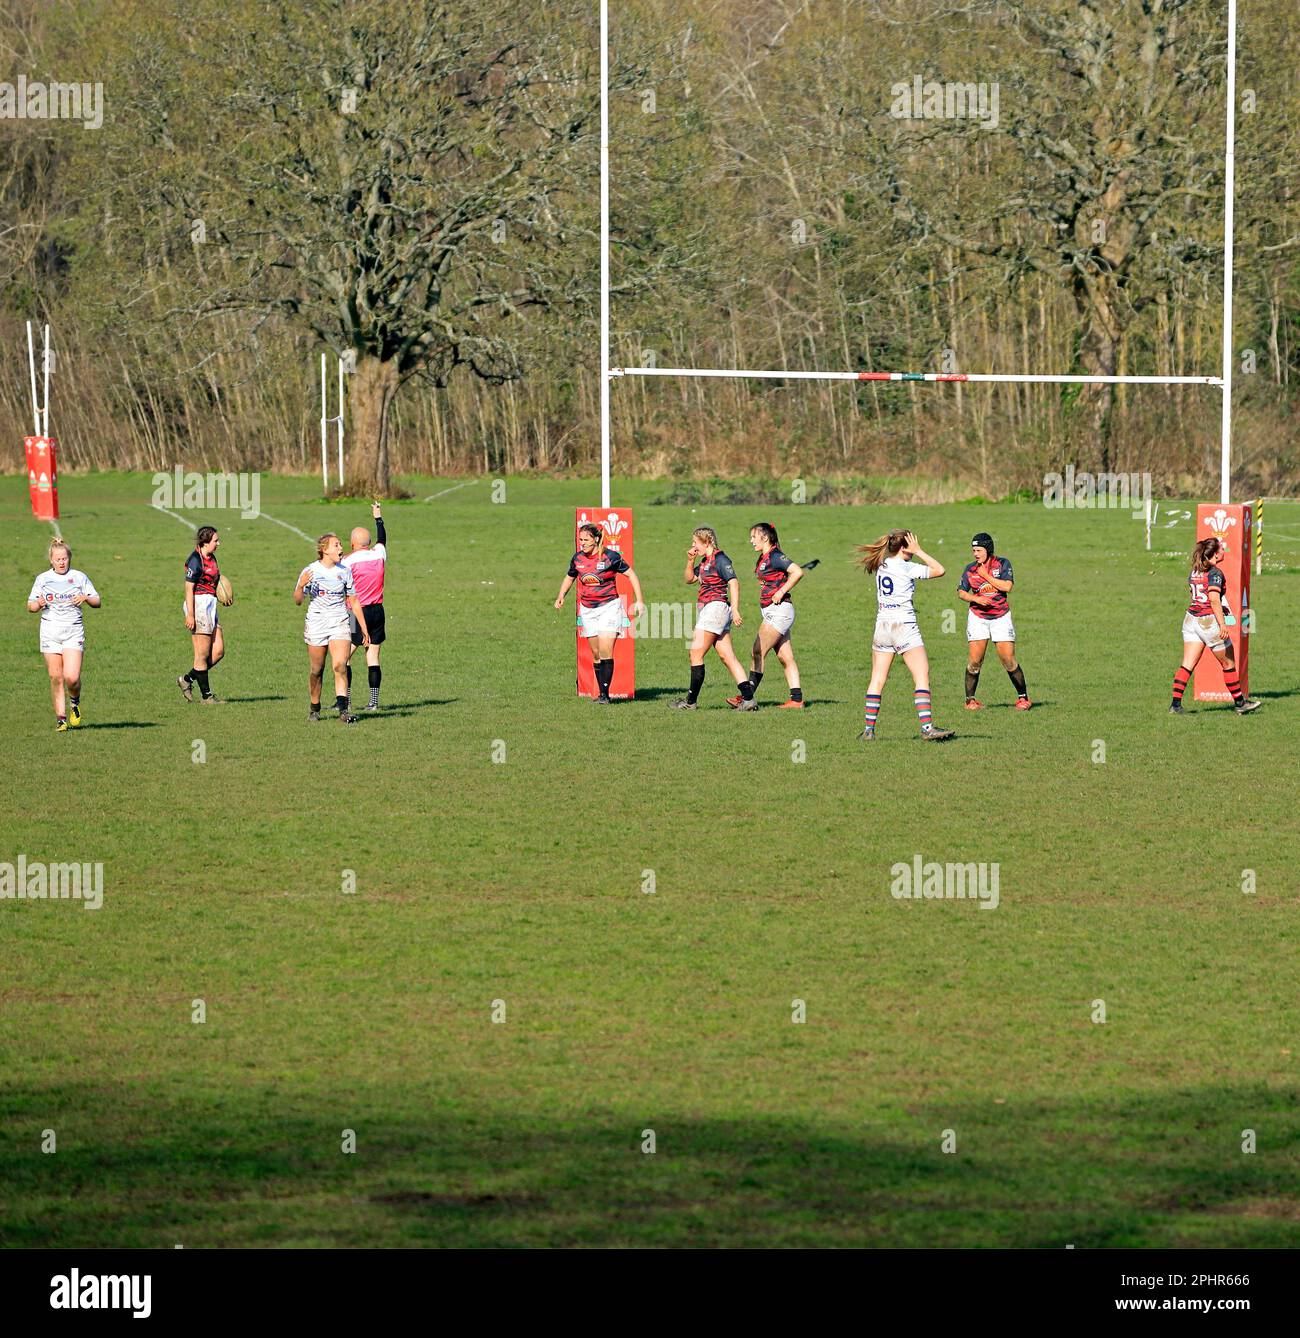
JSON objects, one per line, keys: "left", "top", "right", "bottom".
{"left": 350, "top": 603, "right": 386, "bottom": 646}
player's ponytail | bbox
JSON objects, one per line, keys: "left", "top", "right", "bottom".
{"left": 48, "top": 537, "right": 71, "bottom": 563}
{"left": 1191, "top": 538, "right": 1220, "bottom": 572}
{"left": 692, "top": 526, "right": 719, "bottom": 552}
{"left": 751, "top": 522, "right": 779, "bottom": 549}
{"left": 855, "top": 530, "right": 909, "bottom": 573}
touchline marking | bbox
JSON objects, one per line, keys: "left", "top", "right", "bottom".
{"left": 151, "top": 501, "right": 194, "bottom": 530}
{"left": 423, "top": 479, "right": 479, "bottom": 502}
{"left": 47, "top": 518, "right": 62, "bottom": 539}
{"left": 255, "top": 510, "right": 314, "bottom": 544}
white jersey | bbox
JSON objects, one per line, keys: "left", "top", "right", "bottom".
{"left": 874, "top": 556, "right": 930, "bottom": 616}
{"left": 299, "top": 560, "right": 355, "bottom": 618}
{"left": 29, "top": 568, "right": 98, "bottom": 639}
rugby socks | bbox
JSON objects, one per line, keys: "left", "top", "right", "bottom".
{"left": 1170, "top": 666, "right": 1192, "bottom": 708}
{"left": 914, "top": 688, "right": 933, "bottom": 730}
{"left": 1222, "top": 671, "right": 1244, "bottom": 706}
{"left": 965, "top": 666, "right": 980, "bottom": 701}
{"left": 738, "top": 678, "right": 755, "bottom": 701}
{"left": 748, "top": 670, "right": 764, "bottom": 693}
{"left": 346, "top": 663, "right": 352, "bottom": 693}
{"left": 368, "top": 665, "right": 381, "bottom": 708}
{"left": 335, "top": 694, "right": 348, "bottom": 714}
{"left": 69, "top": 694, "right": 79, "bottom": 710}
{"left": 1007, "top": 665, "right": 1028, "bottom": 699}
{"left": 789, "top": 687, "right": 803, "bottom": 702}
{"left": 182, "top": 668, "right": 196, "bottom": 684}
{"left": 596, "top": 659, "right": 614, "bottom": 696}
{"left": 864, "top": 692, "right": 881, "bottom": 728}
{"left": 194, "top": 669, "right": 211, "bottom": 698}
{"left": 687, "top": 664, "right": 705, "bottom": 704}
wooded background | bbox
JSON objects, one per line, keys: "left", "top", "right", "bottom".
{"left": 2, "top": 0, "right": 1297, "bottom": 495}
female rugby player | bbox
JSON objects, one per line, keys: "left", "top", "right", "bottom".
{"left": 177, "top": 525, "right": 224, "bottom": 704}
{"left": 673, "top": 527, "right": 755, "bottom": 710}
{"left": 28, "top": 537, "right": 100, "bottom": 731}
{"left": 1170, "top": 537, "right": 1259, "bottom": 715}
{"left": 295, "top": 533, "right": 370, "bottom": 724}
{"left": 727, "top": 522, "right": 805, "bottom": 708}
{"left": 554, "top": 522, "right": 645, "bottom": 703}
{"left": 856, "top": 530, "right": 954, "bottom": 741}
{"left": 958, "top": 531, "right": 1031, "bottom": 710}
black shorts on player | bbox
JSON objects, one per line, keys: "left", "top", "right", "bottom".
{"left": 350, "top": 603, "right": 385, "bottom": 646}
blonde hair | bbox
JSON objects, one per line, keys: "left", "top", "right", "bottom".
{"left": 316, "top": 532, "right": 339, "bottom": 560}
{"left": 48, "top": 538, "right": 71, "bottom": 563}
{"left": 855, "top": 530, "right": 910, "bottom": 573}
{"left": 692, "top": 526, "right": 719, "bottom": 550}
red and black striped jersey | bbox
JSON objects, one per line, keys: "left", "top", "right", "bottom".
{"left": 568, "top": 548, "right": 630, "bottom": 607}
{"left": 184, "top": 549, "right": 220, "bottom": 597}
{"left": 959, "top": 556, "right": 1013, "bottom": 620}
{"left": 694, "top": 550, "right": 737, "bottom": 604}
{"left": 1188, "top": 565, "right": 1226, "bottom": 616}
{"left": 755, "top": 547, "right": 794, "bottom": 607}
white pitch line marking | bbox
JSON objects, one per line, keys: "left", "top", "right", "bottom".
{"left": 423, "top": 479, "right": 478, "bottom": 502}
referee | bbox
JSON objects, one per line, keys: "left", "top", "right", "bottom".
{"left": 343, "top": 503, "right": 389, "bottom": 711}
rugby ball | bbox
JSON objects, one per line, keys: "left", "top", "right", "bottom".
{"left": 216, "top": 575, "right": 234, "bottom": 607}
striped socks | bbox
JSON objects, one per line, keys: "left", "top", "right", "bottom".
{"left": 914, "top": 688, "right": 932, "bottom": 731}
{"left": 864, "top": 693, "right": 881, "bottom": 729}
{"left": 1222, "top": 672, "right": 1244, "bottom": 705}
{"left": 1170, "top": 666, "right": 1191, "bottom": 707}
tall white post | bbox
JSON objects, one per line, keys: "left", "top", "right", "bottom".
{"left": 1220, "top": 0, "right": 1238, "bottom": 506}
{"left": 337, "top": 357, "right": 345, "bottom": 487}
{"left": 599, "top": 0, "right": 611, "bottom": 508}
{"left": 42, "top": 324, "right": 50, "bottom": 436}
{"left": 320, "top": 353, "right": 329, "bottom": 490}
{"left": 26, "top": 321, "right": 40, "bottom": 437}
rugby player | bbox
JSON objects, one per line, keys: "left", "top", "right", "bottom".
{"left": 727, "top": 522, "right": 806, "bottom": 709}
{"left": 1170, "top": 537, "right": 1259, "bottom": 715}
{"left": 177, "top": 525, "right": 225, "bottom": 704}
{"left": 294, "top": 533, "right": 370, "bottom": 724}
{"left": 958, "top": 531, "right": 1031, "bottom": 711}
{"left": 673, "top": 527, "right": 755, "bottom": 710}
{"left": 28, "top": 537, "right": 100, "bottom": 731}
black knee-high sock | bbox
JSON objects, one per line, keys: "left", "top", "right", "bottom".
{"left": 597, "top": 658, "right": 614, "bottom": 694}
{"left": 739, "top": 678, "right": 755, "bottom": 700}
{"left": 346, "top": 662, "right": 352, "bottom": 692}
{"left": 1007, "top": 664, "right": 1028, "bottom": 698}
{"left": 748, "top": 669, "right": 763, "bottom": 691}
{"left": 335, "top": 694, "right": 349, "bottom": 713}
{"left": 965, "top": 666, "right": 980, "bottom": 701}
{"left": 194, "top": 669, "right": 211, "bottom": 698}
{"left": 687, "top": 663, "right": 705, "bottom": 703}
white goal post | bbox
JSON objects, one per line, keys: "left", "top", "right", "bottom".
{"left": 598, "top": 0, "right": 1240, "bottom": 507}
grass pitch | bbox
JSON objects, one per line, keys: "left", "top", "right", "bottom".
{"left": 1, "top": 473, "right": 1297, "bottom": 1247}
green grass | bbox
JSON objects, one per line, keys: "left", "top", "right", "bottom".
{"left": 1, "top": 472, "right": 1297, "bottom": 1247}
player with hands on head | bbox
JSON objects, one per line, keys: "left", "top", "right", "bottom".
{"left": 856, "top": 529, "right": 954, "bottom": 742}
{"left": 555, "top": 522, "right": 645, "bottom": 704}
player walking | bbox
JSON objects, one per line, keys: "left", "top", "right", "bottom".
{"left": 343, "top": 502, "right": 389, "bottom": 711}
{"left": 295, "top": 533, "right": 370, "bottom": 724}
{"left": 554, "top": 522, "right": 645, "bottom": 704}
{"left": 177, "top": 525, "right": 225, "bottom": 705}
{"left": 1169, "top": 537, "right": 1259, "bottom": 715}
{"left": 958, "top": 532, "right": 1031, "bottom": 711}
{"left": 28, "top": 538, "right": 100, "bottom": 731}
{"left": 727, "top": 523, "right": 806, "bottom": 708}
{"left": 856, "top": 530, "right": 954, "bottom": 741}
{"left": 673, "top": 527, "right": 755, "bottom": 710}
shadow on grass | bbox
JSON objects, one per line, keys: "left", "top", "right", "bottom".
{"left": 80, "top": 721, "right": 160, "bottom": 730}
{"left": 1, "top": 1084, "right": 1296, "bottom": 1248}
{"left": 222, "top": 695, "right": 288, "bottom": 704}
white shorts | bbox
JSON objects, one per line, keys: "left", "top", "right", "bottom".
{"left": 760, "top": 602, "right": 796, "bottom": 636}
{"left": 186, "top": 593, "right": 219, "bottom": 636}
{"left": 872, "top": 613, "right": 924, "bottom": 655}
{"left": 305, "top": 615, "right": 352, "bottom": 647}
{"left": 695, "top": 601, "right": 733, "bottom": 636}
{"left": 578, "top": 598, "right": 625, "bottom": 638}
{"left": 1182, "top": 612, "right": 1228, "bottom": 649}
{"left": 40, "top": 631, "right": 84, "bottom": 656}
{"left": 967, "top": 611, "right": 1015, "bottom": 643}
